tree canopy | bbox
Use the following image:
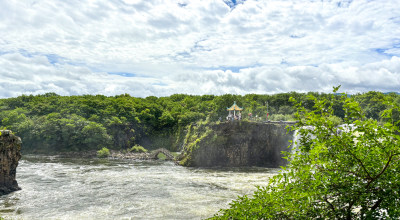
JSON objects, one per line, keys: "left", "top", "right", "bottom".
{"left": 0, "top": 91, "right": 398, "bottom": 153}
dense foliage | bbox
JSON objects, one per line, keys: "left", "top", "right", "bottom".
{"left": 0, "top": 91, "right": 399, "bottom": 153}
{"left": 212, "top": 87, "right": 400, "bottom": 219}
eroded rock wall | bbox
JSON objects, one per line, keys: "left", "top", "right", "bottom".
{"left": 180, "top": 121, "right": 294, "bottom": 167}
{"left": 0, "top": 130, "right": 22, "bottom": 195}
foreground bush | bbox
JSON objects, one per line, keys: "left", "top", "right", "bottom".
{"left": 97, "top": 147, "right": 110, "bottom": 158}
{"left": 212, "top": 87, "right": 400, "bottom": 219}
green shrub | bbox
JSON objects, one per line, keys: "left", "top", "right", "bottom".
{"left": 157, "top": 152, "right": 167, "bottom": 160}
{"left": 97, "top": 147, "right": 110, "bottom": 158}
{"left": 170, "top": 152, "right": 180, "bottom": 158}
{"left": 269, "top": 114, "right": 295, "bottom": 121}
{"left": 129, "top": 144, "right": 148, "bottom": 153}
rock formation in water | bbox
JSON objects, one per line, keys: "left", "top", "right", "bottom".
{"left": 0, "top": 130, "right": 22, "bottom": 195}
{"left": 179, "top": 121, "right": 294, "bottom": 167}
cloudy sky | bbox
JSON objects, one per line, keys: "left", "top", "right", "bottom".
{"left": 1, "top": 0, "right": 400, "bottom": 98}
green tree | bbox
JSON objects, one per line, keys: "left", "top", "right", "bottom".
{"left": 354, "top": 91, "right": 387, "bottom": 120}
{"left": 212, "top": 87, "right": 400, "bottom": 219}
{"left": 159, "top": 111, "right": 175, "bottom": 127}
{"left": 81, "top": 121, "right": 111, "bottom": 150}
{"left": 105, "top": 116, "right": 134, "bottom": 149}
{"left": 1, "top": 108, "right": 28, "bottom": 130}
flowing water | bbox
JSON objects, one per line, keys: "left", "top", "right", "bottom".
{"left": 0, "top": 155, "right": 278, "bottom": 220}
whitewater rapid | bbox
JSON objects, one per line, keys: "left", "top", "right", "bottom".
{"left": 0, "top": 155, "right": 277, "bottom": 219}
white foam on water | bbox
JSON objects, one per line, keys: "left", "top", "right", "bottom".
{"left": 0, "top": 156, "right": 278, "bottom": 220}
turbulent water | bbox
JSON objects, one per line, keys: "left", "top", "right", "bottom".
{"left": 0, "top": 155, "right": 278, "bottom": 220}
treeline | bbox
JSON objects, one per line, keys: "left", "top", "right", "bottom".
{"left": 0, "top": 91, "right": 398, "bottom": 153}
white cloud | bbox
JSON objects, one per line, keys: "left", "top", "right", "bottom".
{"left": 0, "top": 53, "right": 169, "bottom": 97}
{"left": 171, "top": 57, "right": 400, "bottom": 95}
{"left": 0, "top": 0, "right": 400, "bottom": 98}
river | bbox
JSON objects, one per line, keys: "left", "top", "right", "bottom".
{"left": 0, "top": 155, "right": 278, "bottom": 220}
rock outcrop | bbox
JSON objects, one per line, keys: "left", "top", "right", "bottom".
{"left": 179, "top": 121, "right": 294, "bottom": 167}
{"left": 0, "top": 130, "right": 22, "bottom": 195}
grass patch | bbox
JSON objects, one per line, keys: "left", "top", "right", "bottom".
{"left": 157, "top": 153, "right": 167, "bottom": 160}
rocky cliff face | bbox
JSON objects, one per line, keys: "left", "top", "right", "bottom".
{"left": 180, "top": 121, "right": 294, "bottom": 167}
{"left": 0, "top": 130, "right": 22, "bottom": 195}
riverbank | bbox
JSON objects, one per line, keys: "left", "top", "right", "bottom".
{"left": 43, "top": 149, "right": 177, "bottom": 161}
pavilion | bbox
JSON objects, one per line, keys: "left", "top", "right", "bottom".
{"left": 227, "top": 101, "right": 243, "bottom": 121}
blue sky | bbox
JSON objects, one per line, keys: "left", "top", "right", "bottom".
{"left": 0, "top": 0, "right": 399, "bottom": 98}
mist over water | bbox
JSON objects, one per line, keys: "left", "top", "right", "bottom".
{"left": 0, "top": 156, "right": 277, "bottom": 219}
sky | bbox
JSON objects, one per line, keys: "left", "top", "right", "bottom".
{"left": 1, "top": 0, "right": 400, "bottom": 98}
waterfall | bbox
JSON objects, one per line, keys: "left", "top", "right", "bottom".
{"left": 291, "top": 129, "right": 300, "bottom": 154}
{"left": 291, "top": 124, "right": 356, "bottom": 158}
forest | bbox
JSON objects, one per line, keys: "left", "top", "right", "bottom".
{"left": 0, "top": 91, "right": 399, "bottom": 153}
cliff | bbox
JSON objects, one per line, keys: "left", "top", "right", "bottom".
{"left": 0, "top": 130, "right": 22, "bottom": 195}
{"left": 179, "top": 121, "right": 294, "bottom": 167}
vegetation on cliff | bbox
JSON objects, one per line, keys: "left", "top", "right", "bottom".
{"left": 0, "top": 91, "right": 399, "bottom": 153}
{"left": 179, "top": 120, "right": 215, "bottom": 166}
{"left": 212, "top": 87, "right": 400, "bottom": 219}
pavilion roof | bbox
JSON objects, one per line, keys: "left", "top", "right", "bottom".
{"left": 227, "top": 101, "right": 243, "bottom": 111}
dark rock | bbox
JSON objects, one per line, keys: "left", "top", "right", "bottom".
{"left": 180, "top": 121, "right": 294, "bottom": 167}
{"left": 0, "top": 130, "right": 22, "bottom": 195}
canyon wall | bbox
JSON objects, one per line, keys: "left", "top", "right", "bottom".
{"left": 179, "top": 121, "right": 294, "bottom": 167}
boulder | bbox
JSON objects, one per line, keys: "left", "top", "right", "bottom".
{"left": 0, "top": 130, "right": 22, "bottom": 195}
